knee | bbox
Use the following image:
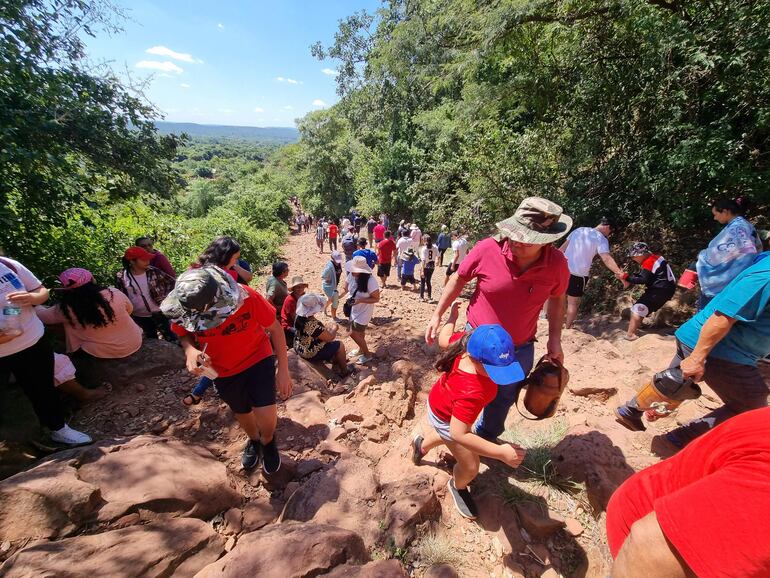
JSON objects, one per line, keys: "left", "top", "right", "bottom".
{"left": 631, "top": 303, "right": 649, "bottom": 318}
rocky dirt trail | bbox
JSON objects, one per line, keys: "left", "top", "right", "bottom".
{"left": 0, "top": 228, "right": 733, "bottom": 577}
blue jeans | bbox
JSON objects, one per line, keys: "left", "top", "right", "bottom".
{"left": 473, "top": 341, "right": 536, "bottom": 441}
{"left": 192, "top": 376, "right": 214, "bottom": 398}
{"left": 396, "top": 257, "right": 403, "bottom": 280}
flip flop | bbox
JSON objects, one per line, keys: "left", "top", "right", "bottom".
{"left": 182, "top": 394, "right": 202, "bottom": 406}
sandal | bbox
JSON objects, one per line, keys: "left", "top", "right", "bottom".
{"left": 182, "top": 394, "right": 202, "bottom": 406}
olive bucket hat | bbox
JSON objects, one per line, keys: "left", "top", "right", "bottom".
{"left": 161, "top": 266, "right": 246, "bottom": 332}
{"left": 495, "top": 197, "right": 573, "bottom": 244}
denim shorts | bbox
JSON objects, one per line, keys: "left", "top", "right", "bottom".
{"left": 427, "top": 401, "right": 453, "bottom": 441}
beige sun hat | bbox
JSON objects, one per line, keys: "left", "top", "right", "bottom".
{"left": 495, "top": 197, "right": 572, "bottom": 244}
{"left": 345, "top": 255, "right": 372, "bottom": 274}
{"left": 288, "top": 275, "right": 308, "bottom": 290}
{"left": 296, "top": 293, "right": 327, "bottom": 317}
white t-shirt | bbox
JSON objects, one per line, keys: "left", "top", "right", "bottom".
{"left": 347, "top": 273, "right": 379, "bottom": 325}
{"left": 420, "top": 245, "right": 439, "bottom": 269}
{"left": 0, "top": 258, "right": 46, "bottom": 357}
{"left": 396, "top": 236, "right": 415, "bottom": 259}
{"left": 125, "top": 273, "right": 159, "bottom": 317}
{"left": 451, "top": 238, "right": 469, "bottom": 264}
{"left": 563, "top": 227, "right": 610, "bottom": 277}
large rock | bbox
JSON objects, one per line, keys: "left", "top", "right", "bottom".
{"left": 381, "top": 473, "right": 441, "bottom": 548}
{"left": 551, "top": 427, "right": 636, "bottom": 511}
{"left": 280, "top": 456, "right": 384, "bottom": 546}
{"left": 72, "top": 339, "right": 184, "bottom": 387}
{"left": 0, "top": 435, "right": 239, "bottom": 542}
{"left": 514, "top": 502, "right": 565, "bottom": 539}
{"left": 287, "top": 350, "right": 329, "bottom": 392}
{"left": 194, "top": 521, "right": 368, "bottom": 578}
{"left": 0, "top": 518, "right": 224, "bottom": 578}
{"left": 324, "top": 560, "right": 408, "bottom": 577}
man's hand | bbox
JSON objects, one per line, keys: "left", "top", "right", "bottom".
{"left": 425, "top": 315, "right": 441, "bottom": 345}
{"left": 276, "top": 366, "right": 292, "bottom": 400}
{"left": 680, "top": 354, "right": 706, "bottom": 382}
{"left": 185, "top": 348, "right": 205, "bottom": 375}
{"left": 546, "top": 336, "right": 564, "bottom": 364}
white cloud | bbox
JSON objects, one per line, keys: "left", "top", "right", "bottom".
{"left": 180, "top": 83, "right": 190, "bottom": 89}
{"left": 312, "top": 99, "right": 327, "bottom": 107}
{"left": 321, "top": 68, "right": 338, "bottom": 76}
{"left": 136, "top": 60, "right": 184, "bottom": 74}
{"left": 253, "top": 107, "right": 264, "bottom": 113}
{"left": 275, "top": 76, "right": 302, "bottom": 85}
{"left": 217, "top": 23, "right": 225, "bottom": 30}
{"left": 218, "top": 108, "right": 234, "bottom": 114}
{"left": 146, "top": 46, "right": 202, "bottom": 64}
{"left": 283, "top": 105, "right": 293, "bottom": 110}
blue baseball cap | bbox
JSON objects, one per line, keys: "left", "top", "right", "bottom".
{"left": 467, "top": 325, "right": 525, "bottom": 385}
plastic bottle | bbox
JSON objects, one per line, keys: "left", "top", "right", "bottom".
{"left": 2, "top": 296, "right": 23, "bottom": 337}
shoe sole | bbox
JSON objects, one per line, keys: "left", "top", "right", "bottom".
{"left": 447, "top": 480, "right": 477, "bottom": 520}
{"left": 614, "top": 408, "right": 646, "bottom": 432}
{"left": 263, "top": 453, "right": 282, "bottom": 475}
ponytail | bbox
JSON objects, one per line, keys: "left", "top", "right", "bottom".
{"left": 434, "top": 330, "right": 473, "bottom": 373}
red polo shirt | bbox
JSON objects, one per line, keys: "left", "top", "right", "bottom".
{"left": 457, "top": 238, "right": 569, "bottom": 345}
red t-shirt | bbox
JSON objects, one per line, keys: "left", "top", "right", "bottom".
{"left": 428, "top": 335, "right": 497, "bottom": 426}
{"left": 606, "top": 407, "right": 770, "bottom": 577}
{"left": 458, "top": 238, "right": 569, "bottom": 345}
{"left": 280, "top": 293, "right": 298, "bottom": 330}
{"left": 171, "top": 286, "right": 276, "bottom": 377}
{"left": 328, "top": 224, "right": 339, "bottom": 239}
{"left": 373, "top": 224, "right": 386, "bottom": 241}
{"left": 377, "top": 238, "right": 397, "bottom": 263}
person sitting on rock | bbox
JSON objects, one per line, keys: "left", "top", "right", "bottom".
{"left": 36, "top": 267, "right": 143, "bottom": 402}
{"left": 162, "top": 266, "right": 292, "bottom": 473}
{"left": 135, "top": 236, "right": 176, "bottom": 279}
{"left": 618, "top": 242, "right": 676, "bottom": 341}
{"left": 411, "top": 302, "right": 526, "bottom": 520}
{"left": 606, "top": 406, "right": 770, "bottom": 578}
{"left": 265, "top": 261, "right": 289, "bottom": 318}
{"left": 615, "top": 254, "right": 770, "bottom": 450}
{"left": 293, "top": 293, "right": 352, "bottom": 378}
{"left": 281, "top": 276, "right": 308, "bottom": 348}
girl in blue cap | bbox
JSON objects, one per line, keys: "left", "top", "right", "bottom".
{"left": 411, "top": 303, "right": 527, "bottom": 519}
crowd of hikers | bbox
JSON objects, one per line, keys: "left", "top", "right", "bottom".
{"left": 1, "top": 194, "right": 768, "bottom": 576}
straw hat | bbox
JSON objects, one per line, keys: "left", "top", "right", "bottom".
{"left": 288, "top": 275, "right": 308, "bottom": 290}
{"left": 296, "top": 293, "right": 327, "bottom": 317}
{"left": 495, "top": 197, "right": 572, "bottom": 244}
{"left": 345, "top": 255, "right": 372, "bottom": 274}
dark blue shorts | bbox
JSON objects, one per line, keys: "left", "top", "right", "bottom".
{"left": 215, "top": 355, "right": 276, "bottom": 413}
{"left": 310, "top": 341, "right": 341, "bottom": 363}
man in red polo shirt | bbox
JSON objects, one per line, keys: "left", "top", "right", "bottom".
{"left": 425, "top": 197, "right": 571, "bottom": 440}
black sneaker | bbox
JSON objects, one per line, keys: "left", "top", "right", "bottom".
{"left": 614, "top": 405, "right": 646, "bottom": 432}
{"left": 411, "top": 435, "right": 424, "bottom": 466}
{"left": 241, "top": 439, "right": 261, "bottom": 470}
{"left": 447, "top": 479, "right": 478, "bottom": 520}
{"left": 262, "top": 438, "right": 281, "bottom": 475}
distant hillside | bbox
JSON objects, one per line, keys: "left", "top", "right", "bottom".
{"left": 155, "top": 121, "right": 299, "bottom": 144}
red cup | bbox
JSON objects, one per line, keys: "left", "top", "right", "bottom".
{"left": 677, "top": 268, "right": 698, "bottom": 290}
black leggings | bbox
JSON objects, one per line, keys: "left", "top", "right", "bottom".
{"left": 0, "top": 338, "right": 64, "bottom": 430}
{"left": 420, "top": 267, "right": 435, "bottom": 299}
{"left": 132, "top": 315, "right": 176, "bottom": 342}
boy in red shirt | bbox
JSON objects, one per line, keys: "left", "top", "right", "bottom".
{"left": 327, "top": 221, "right": 339, "bottom": 251}
{"left": 411, "top": 303, "right": 527, "bottom": 518}
{"left": 162, "top": 267, "right": 292, "bottom": 473}
{"left": 376, "top": 231, "right": 397, "bottom": 287}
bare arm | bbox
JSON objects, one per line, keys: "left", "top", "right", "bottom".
{"left": 7, "top": 285, "right": 49, "bottom": 307}
{"left": 546, "top": 294, "right": 565, "bottom": 363}
{"left": 437, "top": 301, "right": 462, "bottom": 349}
{"left": 425, "top": 273, "right": 468, "bottom": 344}
{"left": 680, "top": 311, "right": 736, "bottom": 381}
{"left": 267, "top": 318, "right": 292, "bottom": 399}
{"left": 232, "top": 264, "right": 253, "bottom": 283}
{"left": 599, "top": 252, "right": 624, "bottom": 277}
{"left": 355, "top": 289, "right": 380, "bottom": 304}
{"left": 449, "top": 417, "right": 525, "bottom": 467}
{"left": 179, "top": 334, "right": 205, "bottom": 375}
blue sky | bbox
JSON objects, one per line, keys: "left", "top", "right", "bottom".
{"left": 85, "top": 0, "right": 380, "bottom": 127}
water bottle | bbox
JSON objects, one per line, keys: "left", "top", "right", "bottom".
{"left": 2, "top": 296, "right": 23, "bottom": 337}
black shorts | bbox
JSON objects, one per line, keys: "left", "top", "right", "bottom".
{"left": 567, "top": 274, "right": 589, "bottom": 297}
{"left": 635, "top": 288, "right": 676, "bottom": 316}
{"left": 378, "top": 263, "right": 392, "bottom": 277}
{"left": 215, "top": 355, "right": 276, "bottom": 414}
{"left": 401, "top": 274, "right": 417, "bottom": 285}
{"left": 310, "top": 341, "right": 341, "bottom": 363}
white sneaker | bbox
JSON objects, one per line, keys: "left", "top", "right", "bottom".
{"left": 50, "top": 424, "right": 93, "bottom": 446}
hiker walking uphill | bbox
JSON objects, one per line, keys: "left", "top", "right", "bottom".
{"left": 615, "top": 254, "right": 770, "bottom": 450}
{"left": 559, "top": 217, "right": 624, "bottom": 328}
{"left": 425, "top": 197, "right": 571, "bottom": 441}
{"left": 162, "top": 267, "right": 291, "bottom": 474}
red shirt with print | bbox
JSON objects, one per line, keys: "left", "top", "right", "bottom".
{"left": 171, "top": 286, "right": 276, "bottom": 377}
{"left": 458, "top": 238, "right": 569, "bottom": 345}
{"left": 428, "top": 334, "right": 497, "bottom": 425}
{"left": 328, "top": 224, "right": 339, "bottom": 239}
{"left": 377, "top": 238, "right": 397, "bottom": 264}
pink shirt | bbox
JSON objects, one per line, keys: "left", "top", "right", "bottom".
{"left": 36, "top": 288, "right": 143, "bottom": 359}
{"left": 457, "top": 238, "right": 569, "bottom": 345}
{"left": 373, "top": 224, "right": 386, "bottom": 241}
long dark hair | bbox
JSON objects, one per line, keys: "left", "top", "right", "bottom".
{"left": 199, "top": 236, "right": 240, "bottom": 268}
{"left": 424, "top": 234, "right": 433, "bottom": 246}
{"left": 59, "top": 282, "right": 117, "bottom": 329}
{"left": 355, "top": 272, "right": 371, "bottom": 293}
{"left": 435, "top": 330, "right": 473, "bottom": 373}
{"left": 713, "top": 196, "right": 751, "bottom": 216}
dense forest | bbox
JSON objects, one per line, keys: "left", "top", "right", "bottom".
{"left": 2, "top": 0, "right": 769, "bottom": 306}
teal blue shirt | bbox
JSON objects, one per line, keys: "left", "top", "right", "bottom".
{"left": 675, "top": 258, "right": 770, "bottom": 366}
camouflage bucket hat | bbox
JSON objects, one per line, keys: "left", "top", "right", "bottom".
{"left": 160, "top": 266, "right": 245, "bottom": 332}
{"left": 495, "top": 197, "right": 573, "bottom": 244}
